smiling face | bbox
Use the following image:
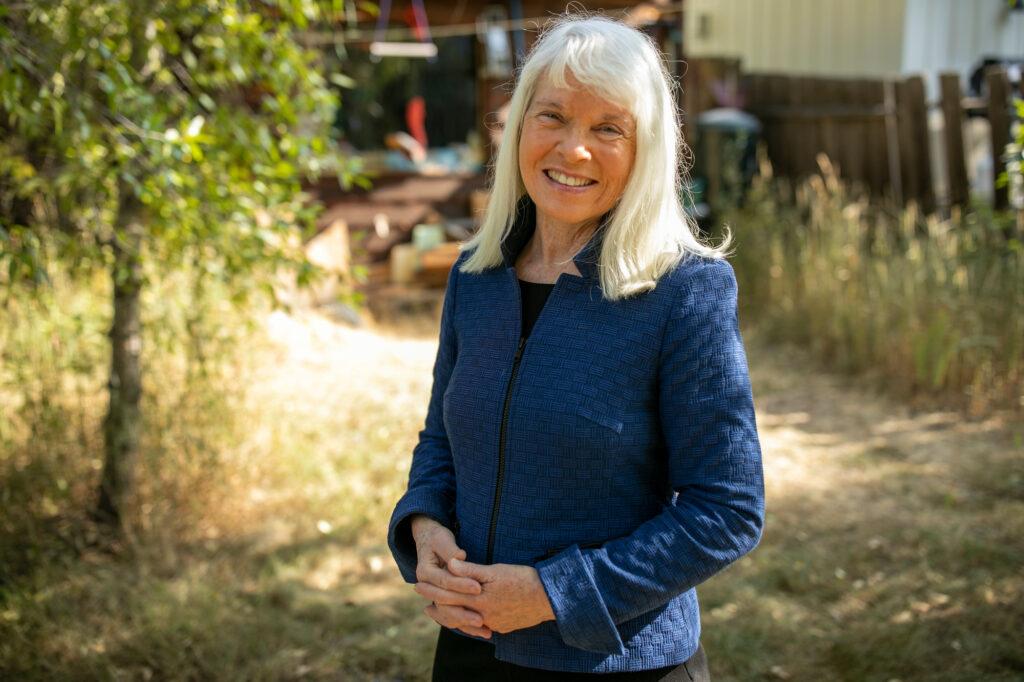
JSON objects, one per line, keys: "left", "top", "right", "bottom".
{"left": 517, "top": 74, "right": 637, "bottom": 235}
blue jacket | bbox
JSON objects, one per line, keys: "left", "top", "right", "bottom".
{"left": 387, "top": 202, "right": 765, "bottom": 673}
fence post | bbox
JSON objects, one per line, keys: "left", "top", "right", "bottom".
{"left": 939, "top": 73, "right": 970, "bottom": 209}
{"left": 897, "top": 75, "right": 935, "bottom": 214}
{"left": 986, "top": 67, "right": 1012, "bottom": 212}
{"left": 883, "top": 80, "right": 904, "bottom": 206}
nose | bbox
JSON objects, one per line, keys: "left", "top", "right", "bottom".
{"left": 558, "top": 128, "right": 592, "bottom": 163}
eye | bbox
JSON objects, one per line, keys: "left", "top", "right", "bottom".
{"left": 597, "top": 125, "right": 623, "bottom": 136}
{"left": 539, "top": 111, "right": 563, "bottom": 122}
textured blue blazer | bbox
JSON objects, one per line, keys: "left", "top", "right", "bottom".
{"left": 387, "top": 201, "right": 765, "bottom": 673}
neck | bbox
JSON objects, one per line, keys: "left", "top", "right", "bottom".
{"left": 529, "top": 212, "right": 598, "bottom": 269}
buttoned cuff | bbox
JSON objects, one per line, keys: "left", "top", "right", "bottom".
{"left": 387, "top": 488, "right": 454, "bottom": 584}
{"left": 535, "top": 544, "right": 626, "bottom": 655}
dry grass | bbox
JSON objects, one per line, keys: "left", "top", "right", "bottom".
{"left": 1, "top": 300, "right": 1022, "bottom": 680}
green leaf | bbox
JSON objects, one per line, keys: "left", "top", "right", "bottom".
{"left": 329, "top": 72, "right": 355, "bottom": 88}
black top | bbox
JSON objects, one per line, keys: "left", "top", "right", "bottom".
{"left": 518, "top": 277, "right": 555, "bottom": 340}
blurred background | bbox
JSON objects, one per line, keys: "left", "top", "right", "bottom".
{"left": 1, "top": 1, "right": 1021, "bottom": 679}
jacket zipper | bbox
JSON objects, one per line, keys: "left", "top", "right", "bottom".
{"left": 485, "top": 334, "right": 526, "bottom": 564}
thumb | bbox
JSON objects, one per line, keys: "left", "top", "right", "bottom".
{"left": 447, "top": 557, "right": 483, "bottom": 578}
{"left": 431, "top": 531, "right": 464, "bottom": 561}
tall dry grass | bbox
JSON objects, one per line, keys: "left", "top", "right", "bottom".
{"left": 0, "top": 256, "right": 440, "bottom": 679}
{"left": 0, "top": 253, "right": 267, "bottom": 579}
{"left": 725, "top": 154, "right": 1023, "bottom": 416}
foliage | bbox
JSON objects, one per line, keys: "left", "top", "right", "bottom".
{"left": 997, "top": 96, "right": 1024, "bottom": 209}
{"left": 0, "top": 0, "right": 361, "bottom": 295}
{"left": 726, "top": 156, "right": 1024, "bottom": 415}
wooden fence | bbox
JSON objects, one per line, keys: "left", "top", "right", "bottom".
{"left": 683, "top": 58, "right": 1018, "bottom": 213}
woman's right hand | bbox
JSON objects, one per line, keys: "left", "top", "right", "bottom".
{"left": 411, "top": 515, "right": 492, "bottom": 639}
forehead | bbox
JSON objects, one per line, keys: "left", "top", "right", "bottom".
{"left": 529, "top": 78, "right": 635, "bottom": 123}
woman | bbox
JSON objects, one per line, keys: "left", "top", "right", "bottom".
{"left": 386, "top": 14, "right": 764, "bottom": 680}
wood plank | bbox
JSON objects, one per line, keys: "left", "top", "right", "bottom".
{"left": 986, "top": 67, "right": 1012, "bottom": 211}
{"left": 939, "top": 72, "right": 970, "bottom": 209}
{"left": 883, "top": 79, "right": 903, "bottom": 205}
{"left": 839, "top": 79, "right": 866, "bottom": 189}
{"left": 895, "top": 79, "right": 920, "bottom": 207}
{"left": 853, "top": 79, "right": 887, "bottom": 198}
{"left": 904, "top": 75, "right": 935, "bottom": 213}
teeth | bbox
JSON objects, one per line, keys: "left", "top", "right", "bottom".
{"left": 547, "top": 170, "right": 594, "bottom": 187}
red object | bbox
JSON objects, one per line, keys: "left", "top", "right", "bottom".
{"left": 401, "top": 6, "right": 427, "bottom": 41}
{"left": 406, "top": 96, "right": 428, "bottom": 149}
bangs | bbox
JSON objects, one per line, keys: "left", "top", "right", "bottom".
{"left": 532, "top": 28, "right": 652, "bottom": 129}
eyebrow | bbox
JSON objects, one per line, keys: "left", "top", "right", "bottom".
{"left": 533, "top": 99, "right": 564, "bottom": 110}
{"left": 533, "top": 99, "right": 632, "bottom": 126}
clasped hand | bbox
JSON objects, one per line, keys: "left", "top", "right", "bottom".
{"left": 410, "top": 515, "right": 555, "bottom": 639}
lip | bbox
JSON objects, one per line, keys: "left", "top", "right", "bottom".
{"left": 544, "top": 168, "right": 596, "bottom": 183}
{"left": 543, "top": 169, "right": 598, "bottom": 193}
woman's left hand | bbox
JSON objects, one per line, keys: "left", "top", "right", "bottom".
{"left": 414, "top": 558, "right": 556, "bottom": 634}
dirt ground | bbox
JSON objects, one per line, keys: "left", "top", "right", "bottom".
{"left": 253, "top": 307, "right": 1024, "bottom": 681}
{"left": 4, "top": 305, "right": 1019, "bottom": 681}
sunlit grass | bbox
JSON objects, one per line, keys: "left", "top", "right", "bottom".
{"left": 1, "top": 247, "right": 1022, "bottom": 679}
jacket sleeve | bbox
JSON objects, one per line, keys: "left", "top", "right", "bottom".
{"left": 535, "top": 258, "right": 765, "bottom": 655}
{"left": 386, "top": 253, "right": 463, "bottom": 584}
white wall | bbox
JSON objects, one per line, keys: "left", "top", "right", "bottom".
{"left": 684, "top": 0, "right": 1024, "bottom": 99}
{"left": 902, "top": 0, "right": 1024, "bottom": 100}
{"left": 684, "top": 0, "right": 907, "bottom": 77}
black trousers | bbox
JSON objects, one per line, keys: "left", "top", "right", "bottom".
{"left": 431, "top": 626, "right": 711, "bottom": 681}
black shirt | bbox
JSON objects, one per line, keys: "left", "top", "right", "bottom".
{"left": 518, "top": 278, "right": 555, "bottom": 340}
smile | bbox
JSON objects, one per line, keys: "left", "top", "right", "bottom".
{"left": 544, "top": 169, "right": 597, "bottom": 187}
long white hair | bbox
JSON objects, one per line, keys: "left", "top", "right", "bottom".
{"left": 459, "top": 13, "right": 731, "bottom": 300}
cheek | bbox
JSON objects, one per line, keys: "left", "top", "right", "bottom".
{"left": 604, "top": 151, "right": 634, "bottom": 193}
{"left": 520, "top": 130, "right": 553, "bottom": 163}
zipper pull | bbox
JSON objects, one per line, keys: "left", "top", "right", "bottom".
{"left": 514, "top": 336, "right": 525, "bottom": 361}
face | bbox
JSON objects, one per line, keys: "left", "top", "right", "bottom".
{"left": 517, "top": 74, "right": 636, "bottom": 234}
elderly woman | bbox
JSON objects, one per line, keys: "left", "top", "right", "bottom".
{"left": 386, "top": 14, "right": 764, "bottom": 681}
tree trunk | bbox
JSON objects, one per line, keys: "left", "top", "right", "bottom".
{"left": 95, "top": 186, "right": 144, "bottom": 532}
{"left": 94, "top": 0, "right": 149, "bottom": 535}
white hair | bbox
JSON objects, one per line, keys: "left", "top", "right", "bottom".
{"left": 459, "top": 13, "right": 731, "bottom": 300}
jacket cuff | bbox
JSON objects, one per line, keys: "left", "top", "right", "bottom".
{"left": 387, "top": 487, "right": 455, "bottom": 584}
{"left": 535, "top": 545, "right": 626, "bottom": 656}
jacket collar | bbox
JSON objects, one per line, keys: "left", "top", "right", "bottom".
{"left": 500, "top": 196, "right": 606, "bottom": 281}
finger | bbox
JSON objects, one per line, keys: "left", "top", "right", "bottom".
{"left": 420, "top": 563, "right": 482, "bottom": 595}
{"left": 427, "top": 528, "right": 462, "bottom": 557}
{"left": 425, "top": 604, "right": 492, "bottom": 639}
{"left": 453, "top": 626, "right": 492, "bottom": 639}
{"left": 415, "top": 580, "right": 478, "bottom": 607}
{"left": 446, "top": 557, "right": 487, "bottom": 584}
{"left": 436, "top": 603, "right": 487, "bottom": 630}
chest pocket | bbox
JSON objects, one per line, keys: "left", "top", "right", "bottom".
{"left": 570, "top": 395, "right": 627, "bottom": 450}
{"left": 576, "top": 402, "right": 623, "bottom": 434}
